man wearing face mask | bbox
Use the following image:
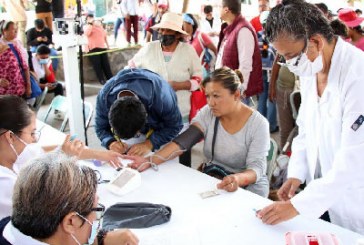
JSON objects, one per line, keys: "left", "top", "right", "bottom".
{"left": 0, "top": 152, "right": 139, "bottom": 245}
{"left": 256, "top": 0, "right": 364, "bottom": 235}
{"left": 32, "top": 44, "right": 64, "bottom": 97}
{"left": 128, "top": 12, "right": 202, "bottom": 131}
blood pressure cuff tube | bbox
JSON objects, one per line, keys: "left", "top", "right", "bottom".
{"left": 102, "top": 202, "right": 172, "bottom": 230}
{"left": 172, "top": 125, "right": 204, "bottom": 150}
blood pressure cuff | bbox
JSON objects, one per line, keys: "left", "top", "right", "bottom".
{"left": 172, "top": 125, "right": 204, "bottom": 150}
{"left": 199, "top": 163, "right": 233, "bottom": 180}
{"left": 102, "top": 202, "right": 172, "bottom": 230}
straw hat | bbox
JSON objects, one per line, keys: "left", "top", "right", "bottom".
{"left": 151, "top": 12, "right": 188, "bottom": 35}
{"left": 338, "top": 8, "right": 364, "bottom": 28}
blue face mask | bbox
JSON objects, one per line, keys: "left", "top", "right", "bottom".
{"left": 71, "top": 213, "right": 100, "bottom": 245}
{"left": 39, "top": 58, "right": 49, "bottom": 65}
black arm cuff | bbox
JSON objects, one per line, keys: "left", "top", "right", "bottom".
{"left": 172, "top": 125, "right": 204, "bottom": 151}
{"left": 105, "top": 138, "right": 117, "bottom": 150}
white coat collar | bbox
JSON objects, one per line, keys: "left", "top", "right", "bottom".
{"left": 320, "top": 37, "right": 345, "bottom": 105}
{"left": 3, "top": 222, "right": 49, "bottom": 245}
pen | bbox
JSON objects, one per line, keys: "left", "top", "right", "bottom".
{"left": 252, "top": 208, "right": 260, "bottom": 214}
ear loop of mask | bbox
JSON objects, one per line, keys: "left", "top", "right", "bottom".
{"left": 70, "top": 212, "right": 97, "bottom": 245}
{"left": 70, "top": 234, "right": 81, "bottom": 245}
{"left": 7, "top": 131, "right": 25, "bottom": 158}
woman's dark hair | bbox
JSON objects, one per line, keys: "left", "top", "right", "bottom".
{"left": 109, "top": 96, "right": 147, "bottom": 140}
{"left": 351, "top": 25, "right": 364, "bottom": 35}
{"left": 330, "top": 19, "right": 348, "bottom": 38}
{"left": 0, "top": 20, "right": 14, "bottom": 36}
{"left": 202, "top": 66, "right": 243, "bottom": 94}
{"left": 185, "top": 13, "right": 199, "bottom": 39}
{"left": 0, "top": 95, "right": 33, "bottom": 135}
{"left": 265, "top": 0, "right": 334, "bottom": 43}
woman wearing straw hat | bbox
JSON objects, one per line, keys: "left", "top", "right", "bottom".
{"left": 128, "top": 12, "right": 203, "bottom": 126}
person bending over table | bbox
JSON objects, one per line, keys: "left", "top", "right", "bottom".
{"left": 0, "top": 95, "right": 124, "bottom": 219}
{"left": 0, "top": 152, "right": 139, "bottom": 245}
{"left": 125, "top": 67, "right": 270, "bottom": 197}
{"left": 95, "top": 68, "right": 183, "bottom": 157}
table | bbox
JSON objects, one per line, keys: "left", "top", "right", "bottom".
{"left": 35, "top": 119, "right": 363, "bottom": 244}
{"left": 83, "top": 160, "right": 364, "bottom": 245}
{"left": 37, "top": 119, "right": 66, "bottom": 146}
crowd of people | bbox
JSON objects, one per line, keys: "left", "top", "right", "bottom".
{"left": 1, "top": 0, "right": 364, "bottom": 243}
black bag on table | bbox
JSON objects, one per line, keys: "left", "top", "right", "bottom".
{"left": 102, "top": 202, "right": 172, "bottom": 230}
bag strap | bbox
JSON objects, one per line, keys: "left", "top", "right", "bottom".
{"left": 211, "top": 117, "right": 219, "bottom": 161}
{"left": 7, "top": 44, "right": 26, "bottom": 80}
{"left": 8, "top": 44, "right": 24, "bottom": 71}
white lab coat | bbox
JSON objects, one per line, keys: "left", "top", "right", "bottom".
{"left": 0, "top": 143, "right": 44, "bottom": 219}
{"left": 288, "top": 37, "right": 364, "bottom": 235}
{"left": 200, "top": 17, "right": 221, "bottom": 47}
{"left": 0, "top": 166, "right": 17, "bottom": 219}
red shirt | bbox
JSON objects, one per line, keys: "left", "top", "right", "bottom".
{"left": 190, "top": 31, "right": 213, "bottom": 58}
{"left": 250, "top": 15, "right": 262, "bottom": 33}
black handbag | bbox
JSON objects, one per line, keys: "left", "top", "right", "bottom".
{"left": 198, "top": 118, "right": 233, "bottom": 179}
{"left": 102, "top": 202, "right": 172, "bottom": 230}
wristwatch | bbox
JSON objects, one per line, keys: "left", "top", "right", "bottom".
{"left": 97, "top": 229, "right": 108, "bottom": 245}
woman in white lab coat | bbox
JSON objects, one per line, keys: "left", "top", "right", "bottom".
{"left": 0, "top": 95, "right": 123, "bottom": 219}
{"left": 256, "top": 0, "right": 364, "bottom": 235}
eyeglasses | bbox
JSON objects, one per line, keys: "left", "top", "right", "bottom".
{"left": 19, "top": 130, "right": 41, "bottom": 142}
{"left": 92, "top": 203, "right": 105, "bottom": 220}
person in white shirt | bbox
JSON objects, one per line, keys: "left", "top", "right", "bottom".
{"left": 120, "top": 0, "right": 140, "bottom": 45}
{"left": 0, "top": 152, "right": 139, "bottom": 245}
{"left": 128, "top": 12, "right": 202, "bottom": 123}
{"left": 200, "top": 5, "right": 221, "bottom": 47}
{"left": 257, "top": 0, "right": 364, "bottom": 235}
{"left": 0, "top": 95, "right": 124, "bottom": 219}
{"left": 215, "top": 0, "right": 263, "bottom": 104}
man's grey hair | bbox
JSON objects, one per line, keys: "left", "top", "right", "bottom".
{"left": 11, "top": 152, "right": 98, "bottom": 239}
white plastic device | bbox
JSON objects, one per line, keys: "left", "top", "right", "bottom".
{"left": 108, "top": 168, "right": 141, "bottom": 196}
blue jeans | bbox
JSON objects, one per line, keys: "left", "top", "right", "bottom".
{"left": 30, "top": 46, "right": 59, "bottom": 72}
{"left": 114, "top": 17, "right": 124, "bottom": 40}
{"left": 258, "top": 71, "right": 278, "bottom": 132}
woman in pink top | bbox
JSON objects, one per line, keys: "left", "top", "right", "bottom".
{"left": 84, "top": 14, "right": 113, "bottom": 85}
{"left": 0, "top": 20, "right": 31, "bottom": 97}
{"left": 338, "top": 8, "right": 364, "bottom": 51}
{"left": 182, "top": 13, "right": 217, "bottom": 77}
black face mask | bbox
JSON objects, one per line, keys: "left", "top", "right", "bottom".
{"left": 160, "top": 34, "right": 176, "bottom": 46}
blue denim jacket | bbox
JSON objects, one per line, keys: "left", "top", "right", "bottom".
{"left": 95, "top": 68, "right": 183, "bottom": 150}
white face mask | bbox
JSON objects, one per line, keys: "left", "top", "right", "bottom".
{"left": 9, "top": 133, "right": 44, "bottom": 174}
{"left": 286, "top": 52, "right": 323, "bottom": 76}
{"left": 71, "top": 213, "right": 100, "bottom": 245}
{"left": 284, "top": 39, "right": 324, "bottom": 77}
